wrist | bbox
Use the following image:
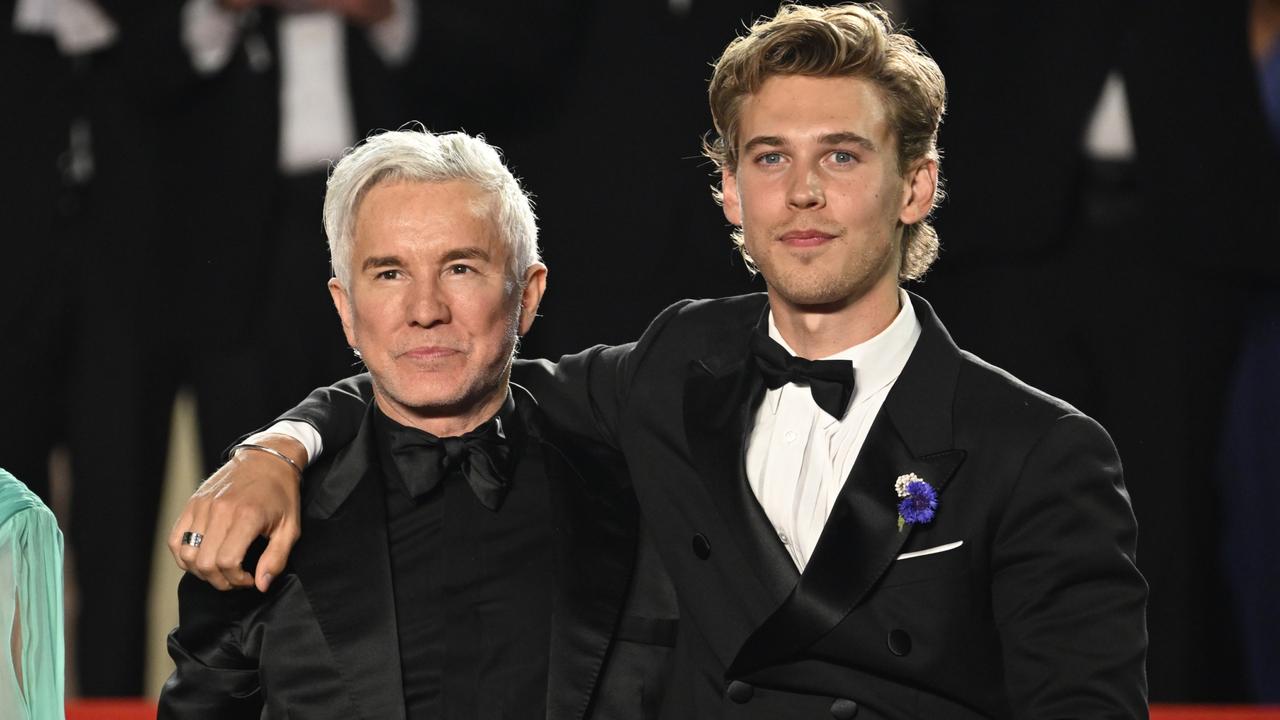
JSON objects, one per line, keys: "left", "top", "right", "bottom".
{"left": 233, "top": 434, "right": 308, "bottom": 478}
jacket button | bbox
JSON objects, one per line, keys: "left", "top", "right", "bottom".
{"left": 692, "top": 533, "right": 711, "bottom": 559}
{"left": 830, "top": 698, "right": 859, "bottom": 718}
{"left": 726, "top": 680, "right": 754, "bottom": 703}
{"left": 888, "top": 628, "right": 912, "bottom": 656}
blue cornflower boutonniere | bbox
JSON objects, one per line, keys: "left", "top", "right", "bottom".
{"left": 895, "top": 473, "right": 938, "bottom": 532}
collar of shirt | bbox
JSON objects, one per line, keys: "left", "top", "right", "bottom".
{"left": 763, "top": 288, "right": 922, "bottom": 424}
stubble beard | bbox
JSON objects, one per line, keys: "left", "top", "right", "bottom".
{"left": 753, "top": 234, "right": 897, "bottom": 312}
{"left": 372, "top": 308, "right": 523, "bottom": 428}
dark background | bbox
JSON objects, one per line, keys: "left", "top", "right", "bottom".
{"left": 2, "top": 0, "right": 1278, "bottom": 703}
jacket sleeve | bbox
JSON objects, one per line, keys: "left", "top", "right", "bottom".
{"left": 992, "top": 413, "right": 1149, "bottom": 718}
{"left": 270, "top": 298, "right": 692, "bottom": 462}
{"left": 513, "top": 299, "right": 694, "bottom": 450}
{"left": 277, "top": 373, "right": 374, "bottom": 454}
{"left": 157, "top": 574, "right": 267, "bottom": 719}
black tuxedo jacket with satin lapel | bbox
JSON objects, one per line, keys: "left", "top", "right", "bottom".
{"left": 159, "top": 387, "right": 653, "bottom": 720}
{"left": 508, "top": 292, "right": 1149, "bottom": 718}
{"left": 273, "top": 293, "right": 1148, "bottom": 719}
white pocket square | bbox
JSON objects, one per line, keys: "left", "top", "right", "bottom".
{"left": 896, "top": 540, "right": 963, "bottom": 561}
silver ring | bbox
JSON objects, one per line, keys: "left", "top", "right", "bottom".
{"left": 181, "top": 531, "right": 204, "bottom": 548}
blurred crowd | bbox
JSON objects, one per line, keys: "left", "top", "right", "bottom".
{"left": 1, "top": 0, "right": 1277, "bottom": 704}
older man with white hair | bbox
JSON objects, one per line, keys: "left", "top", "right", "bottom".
{"left": 159, "top": 129, "right": 667, "bottom": 720}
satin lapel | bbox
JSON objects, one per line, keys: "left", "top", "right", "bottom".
{"left": 729, "top": 292, "right": 967, "bottom": 677}
{"left": 682, "top": 342, "right": 800, "bottom": 610}
{"left": 293, "top": 413, "right": 406, "bottom": 720}
{"left": 531, "top": 398, "right": 638, "bottom": 720}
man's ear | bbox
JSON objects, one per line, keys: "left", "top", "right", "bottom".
{"left": 899, "top": 158, "right": 938, "bottom": 226}
{"left": 328, "top": 277, "right": 358, "bottom": 350}
{"left": 516, "top": 263, "right": 548, "bottom": 336}
{"left": 721, "top": 167, "right": 743, "bottom": 227}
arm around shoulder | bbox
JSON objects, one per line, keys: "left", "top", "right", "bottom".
{"left": 278, "top": 373, "right": 374, "bottom": 453}
{"left": 513, "top": 299, "right": 697, "bottom": 448}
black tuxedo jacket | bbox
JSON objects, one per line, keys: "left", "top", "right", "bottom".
{"left": 159, "top": 387, "right": 660, "bottom": 720}
{"left": 278, "top": 293, "right": 1148, "bottom": 719}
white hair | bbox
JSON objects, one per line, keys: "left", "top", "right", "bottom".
{"left": 324, "top": 128, "right": 540, "bottom": 288}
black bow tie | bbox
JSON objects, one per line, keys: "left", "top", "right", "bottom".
{"left": 383, "top": 415, "right": 514, "bottom": 511}
{"left": 750, "top": 329, "right": 856, "bottom": 419}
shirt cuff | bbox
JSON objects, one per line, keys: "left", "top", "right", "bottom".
{"left": 247, "top": 420, "right": 323, "bottom": 467}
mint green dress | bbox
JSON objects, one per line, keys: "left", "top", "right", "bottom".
{"left": 0, "top": 469, "right": 64, "bottom": 720}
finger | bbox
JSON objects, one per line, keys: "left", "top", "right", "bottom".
{"left": 177, "top": 494, "right": 214, "bottom": 575}
{"left": 168, "top": 507, "right": 196, "bottom": 571}
{"left": 214, "top": 507, "right": 267, "bottom": 589}
{"left": 192, "top": 503, "right": 235, "bottom": 591}
{"left": 255, "top": 521, "right": 300, "bottom": 592}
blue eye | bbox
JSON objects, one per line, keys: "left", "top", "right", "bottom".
{"left": 831, "top": 151, "right": 856, "bottom": 164}
{"left": 758, "top": 152, "right": 784, "bottom": 165}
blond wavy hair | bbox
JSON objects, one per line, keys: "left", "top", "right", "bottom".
{"left": 705, "top": 3, "right": 947, "bottom": 280}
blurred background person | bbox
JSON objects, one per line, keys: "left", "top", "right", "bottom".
{"left": 1216, "top": 0, "right": 1280, "bottom": 703}
{"left": 2, "top": 0, "right": 170, "bottom": 698}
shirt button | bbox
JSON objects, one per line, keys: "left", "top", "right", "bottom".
{"left": 777, "top": 529, "right": 790, "bottom": 545}
{"left": 784, "top": 430, "right": 797, "bottom": 443}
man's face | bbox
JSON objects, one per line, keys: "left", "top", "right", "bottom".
{"left": 329, "top": 180, "right": 545, "bottom": 428}
{"left": 721, "top": 74, "right": 936, "bottom": 311}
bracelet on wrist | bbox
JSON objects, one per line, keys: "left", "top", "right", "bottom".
{"left": 232, "top": 442, "right": 304, "bottom": 477}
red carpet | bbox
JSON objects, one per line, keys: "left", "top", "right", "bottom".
{"left": 62, "top": 700, "right": 1280, "bottom": 719}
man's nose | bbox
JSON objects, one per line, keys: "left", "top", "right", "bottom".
{"left": 786, "top": 167, "right": 826, "bottom": 210}
{"left": 406, "top": 279, "right": 450, "bottom": 327}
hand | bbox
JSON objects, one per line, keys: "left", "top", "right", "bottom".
{"left": 168, "top": 434, "right": 305, "bottom": 592}
{"left": 311, "top": 0, "right": 393, "bottom": 25}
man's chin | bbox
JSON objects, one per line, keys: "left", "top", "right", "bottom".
{"left": 372, "top": 375, "right": 470, "bottom": 414}
{"left": 767, "top": 278, "right": 860, "bottom": 310}
{"left": 386, "top": 392, "right": 471, "bottom": 416}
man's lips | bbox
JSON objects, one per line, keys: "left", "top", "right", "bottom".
{"left": 779, "top": 229, "right": 837, "bottom": 247}
{"left": 399, "top": 346, "right": 461, "bottom": 361}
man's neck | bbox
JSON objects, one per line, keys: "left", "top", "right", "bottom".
{"left": 373, "top": 383, "right": 510, "bottom": 438}
{"left": 768, "top": 280, "right": 903, "bottom": 359}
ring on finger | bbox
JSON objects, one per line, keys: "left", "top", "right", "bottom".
{"left": 181, "top": 531, "right": 204, "bottom": 548}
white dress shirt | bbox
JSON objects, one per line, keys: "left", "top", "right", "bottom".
{"left": 745, "top": 289, "right": 921, "bottom": 571}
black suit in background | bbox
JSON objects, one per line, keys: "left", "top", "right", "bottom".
{"left": 161, "top": 386, "right": 676, "bottom": 719}
{"left": 283, "top": 293, "right": 1148, "bottom": 718}
{"left": 902, "top": 0, "right": 1279, "bottom": 699}
{"left": 0, "top": 15, "right": 77, "bottom": 505}
{"left": 489, "top": 0, "right": 778, "bottom": 359}
{"left": 167, "top": 5, "right": 412, "bottom": 419}
{"left": 53, "top": 4, "right": 353, "bottom": 693}
{"left": 60, "top": 8, "right": 414, "bottom": 691}
{"left": 0, "top": 4, "right": 217, "bottom": 694}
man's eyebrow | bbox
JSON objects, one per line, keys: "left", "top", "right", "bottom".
{"left": 441, "top": 247, "right": 491, "bottom": 264}
{"left": 819, "top": 131, "right": 877, "bottom": 152}
{"left": 742, "top": 135, "right": 788, "bottom": 154}
{"left": 362, "top": 255, "right": 404, "bottom": 272}
{"left": 741, "top": 132, "right": 878, "bottom": 154}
